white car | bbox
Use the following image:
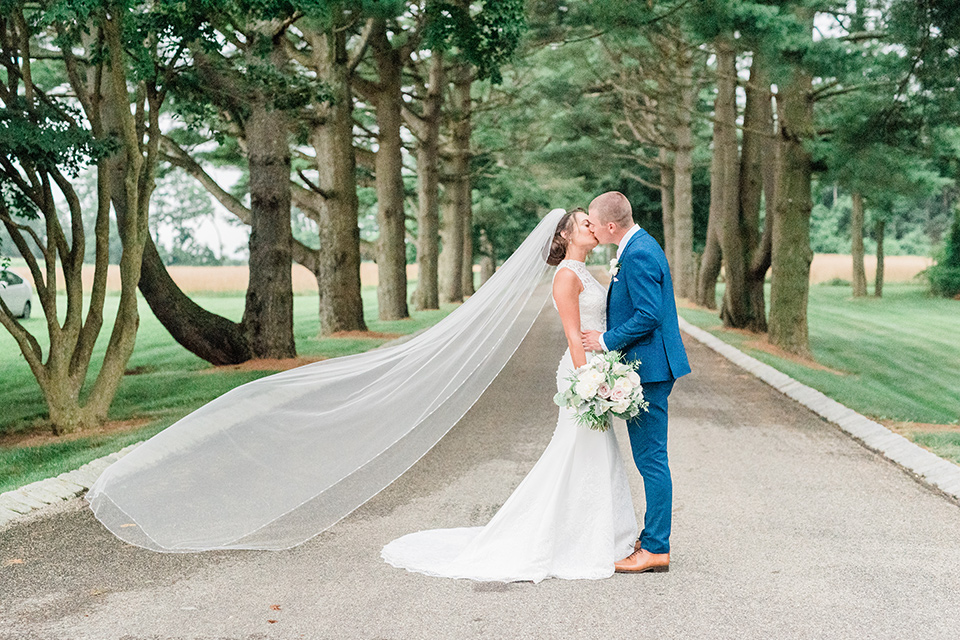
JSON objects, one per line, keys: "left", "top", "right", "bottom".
{"left": 0, "top": 270, "right": 32, "bottom": 319}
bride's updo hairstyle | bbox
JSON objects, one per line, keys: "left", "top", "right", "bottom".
{"left": 546, "top": 207, "right": 585, "bottom": 266}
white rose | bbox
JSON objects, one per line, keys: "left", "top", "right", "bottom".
{"left": 575, "top": 380, "right": 599, "bottom": 399}
{"left": 613, "top": 377, "right": 632, "bottom": 392}
{"left": 585, "top": 369, "right": 605, "bottom": 386}
{"left": 613, "top": 398, "right": 631, "bottom": 413}
{"left": 626, "top": 370, "right": 641, "bottom": 386}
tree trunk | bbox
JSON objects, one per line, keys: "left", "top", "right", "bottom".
{"left": 457, "top": 72, "right": 475, "bottom": 298}
{"left": 478, "top": 228, "right": 495, "bottom": 286}
{"left": 312, "top": 29, "right": 367, "bottom": 335}
{"left": 769, "top": 12, "right": 815, "bottom": 357}
{"left": 659, "top": 148, "right": 675, "bottom": 267}
{"left": 241, "top": 95, "right": 296, "bottom": 358}
{"left": 723, "top": 48, "right": 769, "bottom": 332}
{"left": 412, "top": 52, "right": 443, "bottom": 311}
{"left": 697, "top": 229, "right": 722, "bottom": 308}
{"left": 748, "top": 61, "right": 779, "bottom": 334}
{"left": 874, "top": 217, "right": 885, "bottom": 298}
{"left": 438, "top": 173, "right": 463, "bottom": 303}
{"left": 746, "top": 92, "right": 778, "bottom": 332}
{"left": 138, "top": 238, "right": 252, "bottom": 363}
{"left": 371, "top": 21, "right": 410, "bottom": 321}
{"left": 851, "top": 191, "right": 867, "bottom": 297}
{"left": 438, "top": 64, "right": 472, "bottom": 304}
{"left": 672, "top": 46, "right": 696, "bottom": 301}
{"left": 697, "top": 40, "right": 735, "bottom": 310}
{"left": 711, "top": 37, "right": 751, "bottom": 329}
{"left": 461, "top": 188, "right": 475, "bottom": 297}
{"left": 749, "top": 219, "right": 773, "bottom": 333}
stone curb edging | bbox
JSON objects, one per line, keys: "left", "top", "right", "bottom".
{"left": 678, "top": 316, "right": 960, "bottom": 502}
{"left": 0, "top": 442, "right": 141, "bottom": 530}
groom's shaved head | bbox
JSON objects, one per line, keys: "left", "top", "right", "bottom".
{"left": 589, "top": 192, "right": 633, "bottom": 228}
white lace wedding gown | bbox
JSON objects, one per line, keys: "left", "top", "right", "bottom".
{"left": 381, "top": 260, "right": 638, "bottom": 582}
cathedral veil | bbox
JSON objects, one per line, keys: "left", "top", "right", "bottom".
{"left": 87, "top": 208, "right": 568, "bottom": 552}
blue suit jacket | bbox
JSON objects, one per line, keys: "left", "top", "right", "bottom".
{"left": 603, "top": 228, "right": 691, "bottom": 384}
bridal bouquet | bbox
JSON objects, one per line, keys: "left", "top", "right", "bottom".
{"left": 554, "top": 351, "right": 649, "bottom": 432}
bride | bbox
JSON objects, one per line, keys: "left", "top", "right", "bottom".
{"left": 381, "top": 209, "right": 638, "bottom": 582}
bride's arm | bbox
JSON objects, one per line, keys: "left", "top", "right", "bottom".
{"left": 553, "top": 269, "right": 588, "bottom": 369}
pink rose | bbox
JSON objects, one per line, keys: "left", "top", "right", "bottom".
{"left": 610, "top": 387, "right": 626, "bottom": 401}
{"left": 597, "top": 383, "right": 612, "bottom": 398}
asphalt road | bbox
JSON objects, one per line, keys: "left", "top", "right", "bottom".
{"left": 2, "top": 306, "right": 960, "bottom": 640}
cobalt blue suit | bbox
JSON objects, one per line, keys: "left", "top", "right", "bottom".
{"left": 603, "top": 227, "right": 690, "bottom": 555}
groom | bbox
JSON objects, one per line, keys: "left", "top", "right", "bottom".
{"left": 581, "top": 191, "right": 691, "bottom": 574}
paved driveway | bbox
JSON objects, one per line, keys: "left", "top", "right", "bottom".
{"left": 2, "top": 307, "right": 959, "bottom": 639}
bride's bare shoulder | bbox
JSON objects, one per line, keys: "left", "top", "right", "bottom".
{"left": 552, "top": 266, "right": 583, "bottom": 298}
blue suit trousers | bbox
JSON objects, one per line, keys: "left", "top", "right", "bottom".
{"left": 627, "top": 378, "right": 675, "bottom": 555}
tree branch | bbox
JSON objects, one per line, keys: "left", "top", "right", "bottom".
{"left": 161, "top": 136, "right": 251, "bottom": 224}
{"left": 297, "top": 169, "right": 332, "bottom": 199}
{"left": 813, "top": 80, "right": 897, "bottom": 102}
{"left": 347, "top": 18, "right": 375, "bottom": 75}
{"left": 621, "top": 169, "right": 664, "bottom": 190}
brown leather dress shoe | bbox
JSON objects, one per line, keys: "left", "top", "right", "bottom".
{"left": 614, "top": 549, "right": 670, "bottom": 573}
{"left": 634, "top": 539, "right": 642, "bottom": 552}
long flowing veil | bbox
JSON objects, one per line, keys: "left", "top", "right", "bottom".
{"left": 87, "top": 208, "right": 567, "bottom": 552}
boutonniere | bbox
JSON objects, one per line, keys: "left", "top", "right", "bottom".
{"left": 608, "top": 258, "right": 622, "bottom": 278}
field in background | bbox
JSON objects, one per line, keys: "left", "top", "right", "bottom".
{"left": 0, "top": 286, "right": 457, "bottom": 492}
{"left": 3, "top": 254, "right": 932, "bottom": 293}
{"left": 679, "top": 283, "right": 960, "bottom": 463}
{"left": 806, "top": 254, "right": 932, "bottom": 284}
{"left": 3, "top": 262, "right": 483, "bottom": 293}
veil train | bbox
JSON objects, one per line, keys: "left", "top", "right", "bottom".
{"left": 87, "top": 209, "right": 567, "bottom": 552}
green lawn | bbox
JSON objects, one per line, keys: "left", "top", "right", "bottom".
{"left": 680, "top": 283, "right": 960, "bottom": 463}
{"left": 0, "top": 286, "right": 456, "bottom": 492}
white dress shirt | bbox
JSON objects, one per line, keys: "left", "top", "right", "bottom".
{"left": 616, "top": 224, "right": 641, "bottom": 260}
{"left": 598, "top": 225, "right": 641, "bottom": 352}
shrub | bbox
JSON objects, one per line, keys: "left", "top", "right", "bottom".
{"left": 927, "top": 208, "right": 960, "bottom": 298}
{"left": 821, "top": 277, "right": 851, "bottom": 287}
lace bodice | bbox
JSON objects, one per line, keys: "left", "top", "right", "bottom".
{"left": 552, "top": 260, "right": 607, "bottom": 333}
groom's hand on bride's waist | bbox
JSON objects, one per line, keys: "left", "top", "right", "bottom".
{"left": 581, "top": 330, "right": 605, "bottom": 352}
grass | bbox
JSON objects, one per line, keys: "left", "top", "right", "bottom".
{"left": 0, "top": 286, "right": 456, "bottom": 492}
{"left": 912, "top": 432, "right": 960, "bottom": 465}
{"left": 679, "top": 282, "right": 960, "bottom": 463}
